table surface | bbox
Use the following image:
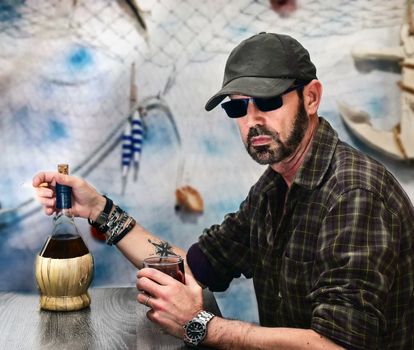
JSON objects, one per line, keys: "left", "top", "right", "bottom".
{"left": 0, "top": 287, "right": 221, "bottom": 350}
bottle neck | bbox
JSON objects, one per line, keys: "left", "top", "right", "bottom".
{"left": 53, "top": 183, "right": 79, "bottom": 236}
{"left": 55, "top": 208, "right": 74, "bottom": 218}
{"left": 56, "top": 183, "right": 72, "bottom": 212}
{"left": 53, "top": 205, "right": 80, "bottom": 238}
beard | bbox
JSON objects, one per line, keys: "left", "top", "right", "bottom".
{"left": 245, "top": 99, "right": 309, "bottom": 165}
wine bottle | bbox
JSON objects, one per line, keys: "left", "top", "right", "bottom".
{"left": 35, "top": 164, "right": 94, "bottom": 311}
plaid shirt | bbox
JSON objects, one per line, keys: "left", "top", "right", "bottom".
{"left": 198, "top": 117, "right": 414, "bottom": 349}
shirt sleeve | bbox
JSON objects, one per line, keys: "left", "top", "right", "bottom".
{"left": 309, "top": 188, "right": 400, "bottom": 350}
{"left": 196, "top": 192, "right": 253, "bottom": 291}
{"left": 187, "top": 242, "right": 232, "bottom": 291}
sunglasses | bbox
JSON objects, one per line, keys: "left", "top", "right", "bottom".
{"left": 221, "top": 83, "right": 306, "bottom": 118}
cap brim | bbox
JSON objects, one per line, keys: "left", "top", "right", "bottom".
{"left": 205, "top": 77, "right": 295, "bottom": 111}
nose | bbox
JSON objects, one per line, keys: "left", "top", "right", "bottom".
{"left": 245, "top": 99, "right": 265, "bottom": 128}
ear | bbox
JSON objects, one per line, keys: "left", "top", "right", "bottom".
{"left": 303, "top": 79, "right": 322, "bottom": 116}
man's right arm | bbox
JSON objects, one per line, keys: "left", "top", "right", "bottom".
{"left": 114, "top": 221, "right": 188, "bottom": 269}
{"left": 33, "top": 171, "right": 189, "bottom": 272}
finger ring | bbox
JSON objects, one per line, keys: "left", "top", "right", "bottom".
{"left": 144, "top": 294, "right": 151, "bottom": 307}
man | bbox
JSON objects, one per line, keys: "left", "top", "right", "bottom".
{"left": 33, "top": 32, "right": 414, "bottom": 349}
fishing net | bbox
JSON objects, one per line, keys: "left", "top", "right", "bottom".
{"left": 0, "top": 0, "right": 406, "bottom": 213}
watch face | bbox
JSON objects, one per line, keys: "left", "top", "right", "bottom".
{"left": 186, "top": 321, "right": 206, "bottom": 343}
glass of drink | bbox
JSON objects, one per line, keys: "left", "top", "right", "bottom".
{"left": 143, "top": 256, "right": 185, "bottom": 283}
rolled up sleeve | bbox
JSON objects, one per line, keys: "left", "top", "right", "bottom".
{"left": 198, "top": 193, "right": 253, "bottom": 290}
{"left": 309, "top": 189, "right": 400, "bottom": 349}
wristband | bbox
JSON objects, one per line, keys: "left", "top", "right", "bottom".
{"left": 88, "top": 195, "right": 113, "bottom": 232}
{"left": 111, "top": 217, "right": 136, "bottom": 245}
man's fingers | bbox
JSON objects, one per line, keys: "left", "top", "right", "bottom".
{"left": 32, "top": 172, "right": 81, "bottom": 188}
{"left": 35, "top": 187, "right": 54, "bottom": 198}
{"left": 37, "top": 197, "right": 56, "bottom": 208}
{"left": 138, "top": 267, "right": 178, "bottom": 286}
{"left": 56, "top": 173, "right": 82, "bottom": 188}
{"left": 44, "top": 207, "right": 55, "bottom": 216}
{"left": 137, "top": 292, "right": 154, "bottom": 307}
{"left": 32, "top": 172, "right": 57, "bottom": 187}
{"left": 137, "top": 276, "right": 166, "bottom": 297}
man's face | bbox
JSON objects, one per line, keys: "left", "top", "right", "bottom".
{"left": 234, "top": 89, "right": 309, "bottom": 165}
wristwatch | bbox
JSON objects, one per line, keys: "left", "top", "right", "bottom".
{"left": 183, "top": 310, "right": 215, "bottom": 347}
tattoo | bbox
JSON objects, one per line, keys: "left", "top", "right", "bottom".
{"left": 148, "top": 239, "right": 177, "bottom": 257}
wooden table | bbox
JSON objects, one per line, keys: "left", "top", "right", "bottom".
{"left": 0, "top": 287, "right": 221, "bottom": 349}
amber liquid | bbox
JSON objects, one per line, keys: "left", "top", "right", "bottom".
{"left": 144, "top": 257, "right": 185, "bottom": 283}
{"left": 157, "top": 260, "right": 185, "bottom": 283}
{"left": 39, "top": 233, "right": 89, "bottom": 259}
{"left": 35, "top": 233, "right": 93, "bottom": 311}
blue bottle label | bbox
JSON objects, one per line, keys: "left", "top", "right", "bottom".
{"left": 56, "top": 184, "right": 72, "bottom": 209}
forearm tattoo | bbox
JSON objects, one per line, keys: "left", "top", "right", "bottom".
{"left": 148, "top": 239, "right": 177, "bottom": 257}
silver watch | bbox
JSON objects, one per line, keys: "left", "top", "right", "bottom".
{"left": 183, "top": 310, "right": 215, "bottom": 347}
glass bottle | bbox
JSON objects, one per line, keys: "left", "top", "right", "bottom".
{"left": 35, "top": 164, "right": 94, "bottom": 311}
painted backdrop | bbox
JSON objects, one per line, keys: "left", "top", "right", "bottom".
{"left": 1, "top": 0, "right": 413, "bottom": 323}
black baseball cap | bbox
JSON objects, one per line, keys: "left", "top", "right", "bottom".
{"left": 205, "top": 32, "right": 317, "bottom": 111}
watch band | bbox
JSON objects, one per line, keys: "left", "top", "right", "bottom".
{"left": 183, "top": 310, "right": 215, "bottom": 347}
{"left": 196, "top": 311, "right": 214, "bottom": 324}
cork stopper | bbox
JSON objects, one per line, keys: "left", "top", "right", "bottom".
{"left": 58, "top": 164, "right": 69, "bottom": 175}
{"left": 56, "top": 164, "right": 71, "bottom": 209}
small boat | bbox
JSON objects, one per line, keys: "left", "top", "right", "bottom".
{"left": 175, "top": 185, "right": 204, "bottom": 213}
{"left": 338, "top": 1, "right": 414, "bottom": 161}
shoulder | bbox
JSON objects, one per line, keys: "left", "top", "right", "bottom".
{"left": 334, "top": 141, "right": 387, "bottom": 192}
{"left": 327, "top": 140, "right": 412, "bottom": 215}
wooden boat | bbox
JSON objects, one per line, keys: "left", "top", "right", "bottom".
{"left": 338, "top": 1, "right": 414, "bottom": 160}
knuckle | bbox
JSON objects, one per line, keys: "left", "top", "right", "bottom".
{"left": 137, "top": 293, "right": 146, "bottom": 303}
{"left": 158, "top": 289, "right": 169, "bottom": 300}
{"left": 146, "top": 309, "right": 153, "bottom": 319}
{"left": 139, "top": 268, "right": 150, "bottom": 278}
{"left": 147, "top": 309, "right": 158, "bottom": 321}
{"left": 155, "top": 301, "right": 165, "bottom": 312}
{"left": 145, "top": 267, "right": 157, "bottom": 279}
{"left": 136, "top": 278, "right": 147, "bottom": 289}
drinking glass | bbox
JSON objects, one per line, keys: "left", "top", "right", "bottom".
{"left": 143, "top": 256, "right": 185, "bottom": 283}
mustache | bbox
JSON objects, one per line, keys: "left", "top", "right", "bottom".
{"left": 247, "top": 125, "right": 280, "bottom": 144}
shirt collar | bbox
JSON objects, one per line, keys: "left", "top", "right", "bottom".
{"left": 261, "top": 166, "right": 284, "bottom": 194}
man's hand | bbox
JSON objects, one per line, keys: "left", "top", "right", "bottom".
{"left": 136, "top": 267, "right": 204, "bottom": 338}
{"left": 32, "top": 171, "right": 105, "bottom": 220}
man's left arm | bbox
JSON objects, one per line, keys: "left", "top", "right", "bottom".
{"left": 137, "top": 268, "right": 344, "bottom": 349}
{"left": 204, "top": 317, "right": 344, "bottom": 349}
{"left": 309, "top": 188, "right": 400, "bottom": 349}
